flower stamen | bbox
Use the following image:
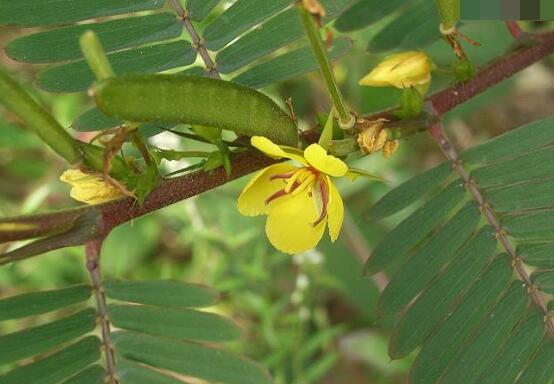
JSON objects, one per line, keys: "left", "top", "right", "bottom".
{"left": 313, "top": 179, "right": 329, "bottom": 226}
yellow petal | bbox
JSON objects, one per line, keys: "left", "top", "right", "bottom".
{"left": 251, "top": 136, "right": 306, "bottom": 165}
{"left": 237, "top": 163, "right": 298, "bottom": 216}
{"left": 358, "top": 51, "right": 432, "bottom": 89}
{"left": 60, "top": 169, "right": 123, "bottom": 205}
{"left": 265, "top": 186, "right": 326, "bottom": 254}
{"left": 326, "top": 177, "right": 344, "bottom": 242}
{"left": 303, "top": 144, "right": 348, "bottom": 177}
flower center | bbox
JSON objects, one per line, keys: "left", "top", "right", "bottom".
{"left": 265, "top": 167, "right": 329, "bottom": 226}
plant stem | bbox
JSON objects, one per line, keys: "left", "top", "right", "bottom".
{"left": 298, "top": 6, "right": 354, "bottom": 129}
{"left": 0, "top": 66, "right": 82, "bottom": 164}
{"left": 3, "top": 29, "right": 554, "bottom": 259}
{"left": 85, "top": 239, "right": 118, "bottom": 384}
{"left": 171, "top": 0, "right": 220, "bottom": 79}
{"left": 79, "top": 31, "right": 114, "bottom": 81}
{"left": 427, "top": 119, "right": 554, "bottom": 338}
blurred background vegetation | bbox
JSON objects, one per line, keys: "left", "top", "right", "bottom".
{"left": 0, "top": 3, "right": 553, "bottom": 382}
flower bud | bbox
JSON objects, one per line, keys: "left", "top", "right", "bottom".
{"left": 357, "top": 120, "right": 389, "bottom": 155}
{"left": 60, "top": 169, "right": 123, "bottom": 205}
{"left": 358, "top": 51, "right": 433, "bottom": 93}
{"left": 383, "top": 139, "right": 400, "bottom": 158}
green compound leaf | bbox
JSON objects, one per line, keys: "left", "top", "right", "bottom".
{"left": 514, "top": 341, "right": 554, "bottom": 384}
{"left": 6, "top": 13, "right": 182, "bottom": 64}
{"left": 114, "top": 331, "right": 272, "bottom": 384}
{"left": 108, "top": 304, "right": 241, "bottom": 342}
{"left": 364, "top": 179, "right": 467, "bottom": 274}
{"left": 389, "top": 227, "right": 498, "bottom": 358}
{"left": 478, "top": 313, "right": 545, "bottom": 384}
{"left": 462, "top": 116, "right": 554, "bottom": 165}
{"left": 104, "top": 280, "right": 219, "bottom": 308}
{"left": 0, "top": 308, "right": 96, "bottom": 365}
{"left": 0, "top": 0, "right": 165, "bottom": 27}
{"left": 93, "top": 74, "right": 299, "bottom": 146}
{"left": 186, "top": 0, "right": 222, "bottom": 21}
{"left": 234, "top": 37, "right": 352, "bottom": 89}
{"left": 37, "top": 42, "right": 196, "bottom": 93}
{"left": 0, "top": 285, "right": 91, "bottom": 320}
{"left": 378, "top": 203, "right": 480, "bottom": 316}
{"left": 117, "top": 358, "right": 186, "bottom": 384}
{"left": 518, "top": 242, "right": 554, "bottom": 268}
{"left": 61, "top": 365, "right": 105, "bottom": 384}
{"left": 203, "top": 0, "right": 291, "bottom": 51}
{"left": 367, "top": 0, "right": 440, "bottom": 53}
{"left": 0, "top": 336, "right": 101, "bottom": 384}
{"left": 368, "top": 161, "right": 453, "bottom": 220}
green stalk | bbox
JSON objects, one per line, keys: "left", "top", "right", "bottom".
{"left": 79, "top": 31, "right": 114, "bottom": 80}
{"left": 434, "top": 0, "right": 459, "bottom": 32}
{"left": 298, "top": 6, "right": 354, "bottom": 129}
{"left": 0, "top": 66, "right": 82, "bottom": 164}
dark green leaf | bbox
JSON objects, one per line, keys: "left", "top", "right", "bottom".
{"left": 462, "top": 117, "right": 554, "bottom": 165}
{"left": 503, "top": 211, "right": 554, "bottom": 240}
{"left": 368, "top": 162, "right": 452, "bottom": 220}
{"left": 37, "top": 41, "right": 196, "bottom": 93}
{"left": 117, "top": 358, "right": 186, "bottom": 384}
{"left": 104, "top": 280, "right": 219, "bottom": 308}
{"left": 514, "top": 341, "right": 554, "bottom": 384}
{"left": 379, "top": 203, "right": 480, "bottom": 315}
{"left": 0, "top": 336, "right": 101, "bottom": 384}
{"left": 61, "top": 365, "right": 105, "bottom": 384}
{"left": 531, "top": 271, "right": 554, "bottom": 294}
{"left": 108, "top": 304, "right": 240, "bottom": 342}
{"left": 389, "top": 226, "right": 498, "bottom": 358}
{"left": 478, "top": 313, "right": 545, "bottom": 384}
{"left": 187, "top": 0, "right": 221, "bottom": 21}
{"left": 6, "top": 13, "right": 182, "bottom": 63}
{"left": 0, "top": 308, "right": 96, "bottom": 365}
{"left": 203, "top": 0, "right": 291, "bottom": 51}
{"left": 367, "top": 0, "right": 440, "bottom": 53}
{"left": 0, "top": 0, "right": 165, "bottom": 27}
{"left": 471, "top": 146, "right": 554, "bottom": 189}
{"left": 335, "top": 0, "right": 412, "bottom": 32}
{"left": 216, "top": 0, "right": 352, "bottom": 73}
{"left": 486, "top": 179, "right": 554, "bottom": 212}
{"left": 440, "top": 283, "right": 529, "bottom": 384}
{"left": 518, "top": 242, "right": 554, "bottom": 268}
{"left": 233, "top": 37, "right": 352, "bottom": 88}
{"left": 113, "top": 331, "right": 272, "bottom": 384}
{"left": 364, "top": 180, "right": 467, "bottom": 274}
{"left": 93, "top": 74, "right": 299, "bottom": 146}
{"left": 409, "top": 258, "right": 513, "bottom": 384}
{"left": 0, "top": 285, "right": 91, "bottom": 321}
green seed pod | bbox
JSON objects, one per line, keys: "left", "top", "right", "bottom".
{"left": 92, "top": 75, "right": 299, "bottom": 146}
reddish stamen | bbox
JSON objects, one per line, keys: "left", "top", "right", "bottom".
{"left": 270, "top": 172, "right": 295, "bottom": 181}
{"left": 313, "top": 179, "right": 329, "bottom": 226}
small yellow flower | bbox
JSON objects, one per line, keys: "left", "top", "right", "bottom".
{"left": 359, "top": 51, "right": 433, "bottom": 93}
{"left": 238, "top": 137, "right": 375, "bottom": 254}
{"left": 60, "top": 169, "right": 124, "bottom": 205}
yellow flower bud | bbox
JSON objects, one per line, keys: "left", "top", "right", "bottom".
{"left": 302, "top": 0, "right": 326, "bottom": 17}
{"left": 357, "top": 120, "right": 389, "bottom": 155}
{"left": 358, "top": 51, "right": 433, "bottom": 92}
{"left": 383, "top": 139, "right": 400, "bottom": 159}
{"left": 60, "top": 169, "right": 124, "bottom": 205}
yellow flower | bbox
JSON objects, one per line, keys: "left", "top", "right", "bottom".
{"left": 238, "top": 136, "right": 370, "bottom": 254}
{"left": 60, "top": 169, "right": 124, "bottom": 205}
{"left": 359, "top": 51, "right": 433, "bottom": 93}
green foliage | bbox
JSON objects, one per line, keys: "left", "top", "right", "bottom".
{"left": 366, "top": 117, "right": 554, "bottom": 383}
{"left": 0, "top": 280, "right": 269, "bottom": 384}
